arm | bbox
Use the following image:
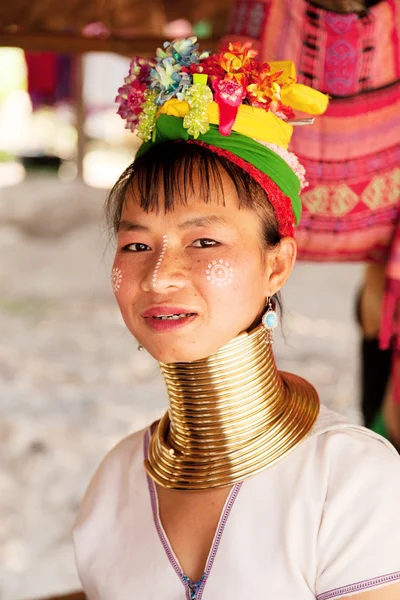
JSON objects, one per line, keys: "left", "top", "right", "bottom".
{"left": 342, "top": 582, "right": 400, "bottom": 599}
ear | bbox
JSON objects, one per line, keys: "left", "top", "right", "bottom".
{"left": 263, "top": 237, "right": 297, "bottom": 296}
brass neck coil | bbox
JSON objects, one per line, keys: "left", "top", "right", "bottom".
{"left": 145, "top": 324, "right": 319, "bottom": 490}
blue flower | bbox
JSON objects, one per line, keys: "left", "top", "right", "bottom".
{"left": 156, "top": 36, "right": 209, "bottom": 67}
{"left": 150, "top": 58, "right": 192, "bottom": 105}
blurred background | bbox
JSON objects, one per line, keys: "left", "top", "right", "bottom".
{"left": 0, "top": 3, "right": 363, "bottom": 599}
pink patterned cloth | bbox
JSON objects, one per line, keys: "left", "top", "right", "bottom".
{"left": 222, "top": 0, "right": 400, "bottom": 401}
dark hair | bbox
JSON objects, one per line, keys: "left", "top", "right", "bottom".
{"left": 105, "top": 141, "right": 281, "bottom": 250}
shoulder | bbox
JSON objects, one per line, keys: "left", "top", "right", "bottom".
{"left": 278, "top": 405, "right": 400, "bottom": 505}
{"left": 74, "top": 426, "right": 149, "bottom": 527}
{"left": 302, "top": 405, "right": 400, "bottom": 495}
{"left": 309, "top": 409, "right": 400, "bottom": 597}
{"left": 73, "top": 426, "right": 152, "bottom": 594}
{"left": 91, "top": 426, "right": 148, "bottom": 481}
{"left": 308, "top": 404, "right": 399, "bottom": 469}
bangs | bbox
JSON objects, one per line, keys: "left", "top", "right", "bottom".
{"left": 106, "top": 142, "right": 270, "bottom": 233}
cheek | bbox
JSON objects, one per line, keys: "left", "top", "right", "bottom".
{"left": 201, "top": 252, "right": 266, "bottom": 316}
{"left": 111, "top": 266, "right": 123, "bottom": 294}
{"left": 205, "top": 259, "right": 234, "bottom": 288}
{"left": 201, "top": 252, "right": 264, "bottom": 295}
{"left": 111, "top": 257, "right": 140, "bottom": 299}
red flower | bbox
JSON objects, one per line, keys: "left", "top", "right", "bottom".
{"left": 213, "top": 79, "right": 247, "bottom": 107}
{"left": 196, "top": 41, "right": 258, "bottom": 88}
{"left": 128, "top": 80, "right": 148, "bottom": 115}
{"left": 273, "top": 103, "right": 296, "bottom": 120}
{"left": 212, "top": 78, "right": 247, "bottom": 136}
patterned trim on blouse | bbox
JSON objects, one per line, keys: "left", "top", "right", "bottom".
{"left": 317, "top": 571, "right": 400, "bottom": 600}
{"left": 144, "top": 431, "right": 184, "bottom": 583}
{"left": 144, "top": 429, "right": 242, "bottom": 600}
{"left": 197, "top": 482, "right": 242, "bottom": 600}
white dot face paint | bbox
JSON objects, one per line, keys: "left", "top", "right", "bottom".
{"left": 206, "top": 259, "right": 234, "bottom": 287}
{"left": 111, "top": 267, "right": 123, "bottom": 293}
{"left": 153, "top": 235, "right": 168, "bottom": 289}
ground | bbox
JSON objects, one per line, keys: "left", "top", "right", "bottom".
{"left": 0, "top": 175, "right": 363, "bottom": 600}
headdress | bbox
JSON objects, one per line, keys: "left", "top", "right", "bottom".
{"left": 116, "top": 37, "right": 328, "bottom": 236}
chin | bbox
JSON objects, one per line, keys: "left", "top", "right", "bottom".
{"left": 144, "top": 340, "right": 224, "bottom": 364}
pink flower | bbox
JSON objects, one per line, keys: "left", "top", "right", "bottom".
{"left": 115, "top": 58, "right": 155, "bottom": 131}
{"left": 212, "top": 79, "right": 247, "bottom": 136}
{"left": 128, "top": 80, "right": 148, "bottom": 116}
{"left": 212, "top": 78, "right": 246, "bottom": 107}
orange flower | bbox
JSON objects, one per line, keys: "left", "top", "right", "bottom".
{"left": 247, "top": 65, "right": 284, "bottom": 106}
{"left": 199, "top": 41, "right": 258, "bottom": 86}
{"left": 219, "top": 41, "right": 258, "bottom": 73}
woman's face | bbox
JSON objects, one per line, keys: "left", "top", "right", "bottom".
{"left": 112, "top": 169, "right": 293, "bottom": 363}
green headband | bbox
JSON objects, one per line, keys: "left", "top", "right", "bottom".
{"left": 136, "top": 115, "right": 302, "bottom": 227}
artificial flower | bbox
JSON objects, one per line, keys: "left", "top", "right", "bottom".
{"left": 156, "top": 37, "right": 209, "bottom": 67}
{"left": 159, "top": 98, "right": 190, "bottom": 118}
{"left": 183, "top": 81, "right": 213, "bottom": 138}
{"left": 115, "top": 57, "right": 154, "bottom": 131}
{"left": 246, "top": 66, "right": 283, "bottom": 106}
{"left": 150, "top": 58, "right": 192, "bottom": 105}
{"left": 199, "top": 41, "right": 257, "bottom": 87}
{"left": 213, "top": 79, "right": 247, "bottom": 107}
{"left": 137, "top": 90, "right": 158, "bottom": 141}
{"left": 212, "top": 79, "right": 247, "bottom": 136}
{"left": 128, "top": 80, "right": 148, "bottom": 115}
{"left": 219, "top": 41, "right": 258, "bottom": 79}
{"left": 116, "top": 39, "right": 329, "bottom": 136}
{"left": 271, "top": 103, "right": 295, "bottom": 121}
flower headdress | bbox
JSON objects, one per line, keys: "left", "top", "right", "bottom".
{"left": 116, "top": 38, "right": 328, "bottom": 236}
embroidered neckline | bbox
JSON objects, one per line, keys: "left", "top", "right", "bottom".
{"left": 144, "top": 429, "right": 242, "bottom": 599}
{"left": 182, "top": 573, "right": 206, "bottom": 600}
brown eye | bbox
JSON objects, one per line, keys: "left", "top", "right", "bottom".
{"left": 192, "top": 239, "right": 219, "bottom": 248}
{"left": 123, "top": 243, "right": 151, "bottom": 252}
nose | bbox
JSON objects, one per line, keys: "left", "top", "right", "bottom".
{"left": 141, "top": 244, "right": 188, "bottom": 293}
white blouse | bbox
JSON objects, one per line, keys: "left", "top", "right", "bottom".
{"left": 73, "top": 405, "right": 400, "bottom": 600}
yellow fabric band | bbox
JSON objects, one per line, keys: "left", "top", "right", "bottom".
{"left": 158, "top": 100, "right": 293, "bottom": 149}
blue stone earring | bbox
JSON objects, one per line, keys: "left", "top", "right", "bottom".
{"left": 262, "top": 297, "right": 279, "bottom": 343}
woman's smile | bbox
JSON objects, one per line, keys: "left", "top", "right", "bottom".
{"left": 142, "top": 306, "right": 198, "bottom": 332}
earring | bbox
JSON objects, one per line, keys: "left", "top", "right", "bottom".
{"left": 262, "top": 297, "right": 279, "bottom": 343}
{"left": 137, "top": 344, "right": 144, "bottom": 352}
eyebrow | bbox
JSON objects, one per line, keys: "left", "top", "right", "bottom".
{"left": 118, "top": 215, "right": 229, "bottom": 232}
{"left": 118, "top": 220, "right": 149, "bottom": 232}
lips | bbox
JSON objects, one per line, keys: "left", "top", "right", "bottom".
{"left": 142, "top": 306, "right": 197, "bottom": 318}
{"left": 141, "top": 306, "right": 197, "bottom": 332}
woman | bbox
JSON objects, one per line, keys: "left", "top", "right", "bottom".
{"left": 73, "top": 39, "right": 400, "bottom": 599}
{"left": 222, "top": 0, "right": 400, "bottom": 445}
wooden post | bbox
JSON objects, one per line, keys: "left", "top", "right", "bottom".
{"left": 73, "top": 54, "right": 85, "bottom": 181}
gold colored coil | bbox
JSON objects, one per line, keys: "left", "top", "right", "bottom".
{"left": 145, "top": 324, "right": 319, "bottom": 490}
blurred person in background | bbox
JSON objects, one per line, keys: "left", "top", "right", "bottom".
{"left": 222, "top": 0, "right": 400, "bottom": 447}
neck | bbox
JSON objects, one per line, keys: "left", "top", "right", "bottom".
{"left": 145, "top": 324, "right": 319, "bottom": 490}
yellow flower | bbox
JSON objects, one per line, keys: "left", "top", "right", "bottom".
{"left": 269, "top": 61, "right": 329, "bottom": 115}
{"left": 158, "top": 98, "right": 190, "bottom": 118}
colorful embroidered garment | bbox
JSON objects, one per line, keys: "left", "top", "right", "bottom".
{"left": 115, "top": 37, "right": 328, "bottom": 238}
{"left": 223, "top": 0, "right": 400, "bottom": 399}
